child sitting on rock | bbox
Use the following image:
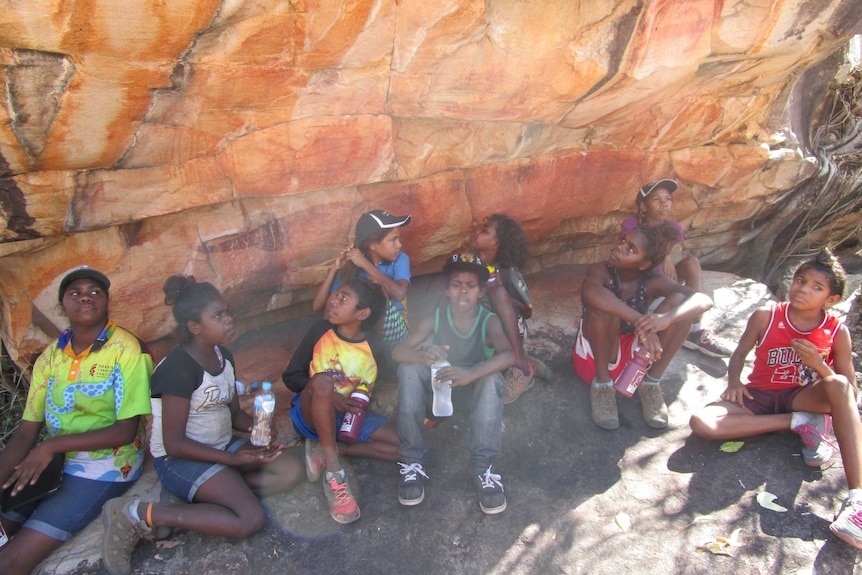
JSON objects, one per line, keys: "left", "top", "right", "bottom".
{"left": 393, "top": 253, "right": 515, "bottom": 515}
{"left": 621, "top": 179, "right": 732, "bottom": 358}
{"left": 574, "top": 223, "right": 713, "bottom": 430}
{"left": 312, "top": 209, "right": 412, "bottom": 347}
{"left": 471, "top": 214, "right": 545, "bottom": 404}
{"left": 689, "top": 248, "right": 862, "bottom": 549}
{"left": 284, "top": 276, "right": 399, "bottom": 524}
{"left": 100, "top": 275, "right": 302, "bottom": 575}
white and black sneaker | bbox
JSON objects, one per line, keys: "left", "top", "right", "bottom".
{"left": 474, "top": 465, "right": 506, "bottom": 515}
{"left": 398, "top": 462, "right": 428, "bottom": 506}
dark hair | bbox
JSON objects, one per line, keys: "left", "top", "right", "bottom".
{"left": 338, "top": 228, "right": 393, "bottom": 285}
{"left": 488, "top": 214, "right": 529, "bottom": 269}
{"left": 636, "top": 223, "right": 680, "bottom": 266}
{"left": 343, "top": 276, "right": 387, "bottom": 329}
{"left": 163, "top": 275, "right": 224, "bottom": 342}
{"left": 793, "top": 247, "right": 847, "bottom": 298}
{"left": 443, "top": 266, "right": 488, "bottom": 288}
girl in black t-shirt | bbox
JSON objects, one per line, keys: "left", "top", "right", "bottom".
{"left": 100, "top": 276, "right": 302, "bottom": 575}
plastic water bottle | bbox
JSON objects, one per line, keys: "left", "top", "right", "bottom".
{"left": 338, "top": 384, "right": 370, "bottom": 443}
{"left": 613, "top": 348, "right": 651, "bottom": 397}
{"left": 431, "top": 359, "right": 453, "bottom": 417}
{"left": 235, "top": 379, "right": 252, "bottom": 396}
{"left": 250, "top": 381, "right": 276, "bottom": 446}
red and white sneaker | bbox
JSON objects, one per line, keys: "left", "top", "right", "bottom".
{"left": 323, "top": 470, "right": 360, "bottom": 524}
{"left": 831, "top": 499, "right": 862, "bottom": 549}
{"left": 683, "top": 329, "right": 733, "bottom": 358}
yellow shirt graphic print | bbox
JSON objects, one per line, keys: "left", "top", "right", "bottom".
{"left": 309, "top": 329, "right": 378, "bottom": 397}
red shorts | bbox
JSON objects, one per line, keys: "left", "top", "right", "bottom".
{"left": 572, "top": 321, "right": 639, "bottom": 385}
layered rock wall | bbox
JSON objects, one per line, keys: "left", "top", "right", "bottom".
{"left": 1, "top": 1, "right": 861, "bottom": 362}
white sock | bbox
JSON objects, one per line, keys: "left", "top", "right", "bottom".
{"left": 790, "top": 411, "right": 813, "bottom": 429}
{"left": 325, "top": 469, "right": 345, "bottom": 482}
{"left": 592, "top": 379, "right": 613, "bottom": 388}
{"left": 847, "top": 489, "right": 862, "bottom": 502}
{"left": 128, "top": 500, "right": 142, "bottom": 522}
{"left": 690, "top": 323, "right": 702, "bottom": 333}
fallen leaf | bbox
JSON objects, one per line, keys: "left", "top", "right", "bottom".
{"left": 155, "top": 540, "right": 184, "bottom": 549}
{"left": 698, "top": 529, "right": 744, "bottom": 556}
{"left": 756, "top": 491, "right": 788, "bottom": 512}
{"left": 720, "top": 441, "right": 744, "bottom": 453}
{"left": 615, "top": 512, "right": 632, "bottom": 532}
{"left": 727, "top": 528, "right": 742, "bottom": 545}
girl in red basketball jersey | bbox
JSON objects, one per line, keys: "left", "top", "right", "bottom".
{"left": 689, "top": 248, "right": 862, "bottom": 549}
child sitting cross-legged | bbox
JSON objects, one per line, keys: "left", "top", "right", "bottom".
{"left": 689, "top": 248, "right": 862, "bottom": 549}
{"left": 393, "top": 253, "right": 516, "bottom": 515}
{"left": 282, "top": 276, "right": 400, "bottom": 525}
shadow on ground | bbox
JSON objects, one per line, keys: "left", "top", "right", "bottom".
{"left": 48, "top": 268, "right": 861, "bottom": 575}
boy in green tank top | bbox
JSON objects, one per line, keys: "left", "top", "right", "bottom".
{"left": 393, "top": 253, "right": 515, "bottom": 515}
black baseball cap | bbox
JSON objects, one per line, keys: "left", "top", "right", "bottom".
{"left": 637, "top": 179, "right": 678, "bottom": 202}
{"left": 355, "top": 210, "right": 411, "bottom": 246}
{"left": 442, "top": 253, "right": 490, "bottom": 283}
{"left": 58, "top": 266, "right": 111, "bottom": 301}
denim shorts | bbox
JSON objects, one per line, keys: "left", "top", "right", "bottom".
{"left": 1, "top": 474, "right": 132, "bottom": 541}
{"left": 743, "top": 387, "right": 805, "bottom": 415}
{"left": 288, "top": 390, "right": 386, "bottom": 443}
{"left": 153, "top": 436, "right": 248, "bottom": 502}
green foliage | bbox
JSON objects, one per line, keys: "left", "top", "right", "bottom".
{"left": 0, "top": 342, "right": 29, "bottom": 450}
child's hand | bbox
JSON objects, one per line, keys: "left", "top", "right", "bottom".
{"left": 436, "top": 365, "right": 475, "bottom": 388}
{"left": 334, "top": 245, "right": 353, "bottom": 268}
{"left": 791, "top": 338, "right": 824, "bottom": 368}
{"left": 343, "top": 247, "right": 371, "bottom": 270}
{"left": 661, "top": 256, "right": 677, "bottom": 281}
{"left": 720, "top": 379, "right": 752, "bottom": 407}
{"left": 331, "top": 391, "right": 354, "bottom": 414}
{"left": 635, "top": 329, "right": 664, "bottom": 361}
{"left": 233, "top": 445, "right": 283, "bottom": 466}
{"left": 634, "top": 313, "right": 671, "bottom": 339}
{"left": 423, "top": 345, "right": 449, "bottom": 366}
{"left": 2, "top": 443, "right": 55, "bottom": 495}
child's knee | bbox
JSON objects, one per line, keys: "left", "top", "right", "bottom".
{"left": 307, "top": 372, "right": 336, "bottom": 396}
{"left": 823, "top": 374, "right": 855, "bottom": 403}
{"left": 237, "top": 507, "right": 266, "bottom": 538}
{"left": 677, "top": 255, "right": 701, "bottom": 274}
{"left": 689, "top": 412, "right": 717, "bottom": 439}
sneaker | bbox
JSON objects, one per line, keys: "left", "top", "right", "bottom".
{"left": 530, "top": 357, "right": 554, "bottom": 381}
{"left": 502, "top": 364, "right": 535, "bottom": 405}
{"left": 791, "top": 412, "right": 835, "bottom": 467}
{"left": 638, "top": 383, "right": 668, "bottom": 429}
{"left": 590, "top": 381, "right": 619, "bottom": 429}
{"left": 398, "top": 462, "right": 429, "bottom": 506}
{"left": 830, "top": 498, "right": 862, "bottom": 549}
{"left": 153, "top": 484, "right": 184, "bottom": 540}
{"left": 101, "top": 497, "right": 149, "bottom": 575}
{"left": 323, "top": 470, "right": 360, "bottom": 524}
{"left": 683, "top": 329, "right": 733, "bottom": 358}
{"left": 305, "top": 439, "right": 326, "bottom": 482}
{"left": 474, "top": 466, "right": 506, "bottom": 514}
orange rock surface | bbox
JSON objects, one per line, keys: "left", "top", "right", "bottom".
{"left": 0, "top": 1, "right": 859, "bottom": 362}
